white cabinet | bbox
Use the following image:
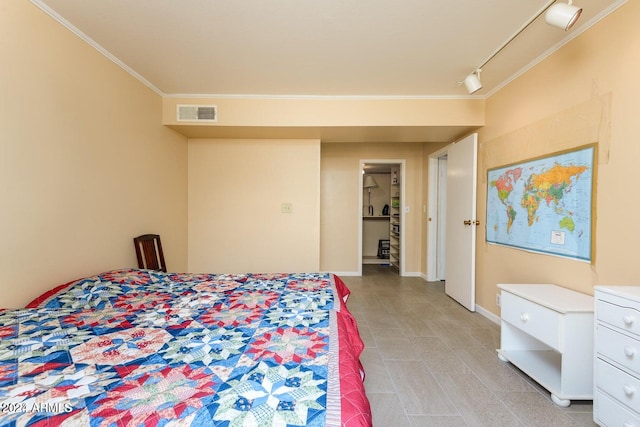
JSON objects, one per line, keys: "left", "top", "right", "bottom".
{"left": 497, "top": 283, "right": 594, "bottom": 407}
{"left": 594, "top": 286, "right": 640, "bottom": 426}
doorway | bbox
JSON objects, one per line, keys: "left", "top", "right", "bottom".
{"left": 358, "top": 159, "right": 405, "bottom": 276}
{"left": 427, "top": 146, "right": 449, "bottom": 281}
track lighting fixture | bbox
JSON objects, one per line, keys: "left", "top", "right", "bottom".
{"left": 545, "top": 1, "right": 582, "bottom": 31}
{"left": 459, "top": 0, "right": 583, "bottom": 94}
{"left": 463, "top": 69, "right": 483, "bottom": 94}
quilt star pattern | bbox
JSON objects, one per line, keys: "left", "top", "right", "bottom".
{"left": 0, "top": 269, "right": 371, "bottom": 426}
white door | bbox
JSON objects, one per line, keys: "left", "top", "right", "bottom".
{"left": 444, "top": 133, "right": 478, "bottom": 311}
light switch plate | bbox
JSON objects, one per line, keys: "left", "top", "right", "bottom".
{"left": 281, "top": 202, "right": 293, "bottom": 213}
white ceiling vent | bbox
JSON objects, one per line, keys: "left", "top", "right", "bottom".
{"left": 177, "top": 104, "right": 217, "bottom": 122}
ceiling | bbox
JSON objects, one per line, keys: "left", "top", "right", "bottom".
{"left": 33, "top": 0, "right": 624, "bottom": 141}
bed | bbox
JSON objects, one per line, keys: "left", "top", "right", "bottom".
{"left": 0, "top": 268, "right": 372, "bottom": 426}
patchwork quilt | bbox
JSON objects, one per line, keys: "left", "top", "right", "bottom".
{"left": 0, "top": 269, "right": 371, "bottom": 426}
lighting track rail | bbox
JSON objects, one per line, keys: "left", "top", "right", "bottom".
{"left": 461, "top": 1, "right": 582, "bottom": 94}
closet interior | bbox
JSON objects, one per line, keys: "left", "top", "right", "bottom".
{"left": 362, "top": 163, "right": 401, "bottom": 271}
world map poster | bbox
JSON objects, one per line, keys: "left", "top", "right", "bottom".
{"left": 486, "top": 144, "right": 595, "bottom": 262}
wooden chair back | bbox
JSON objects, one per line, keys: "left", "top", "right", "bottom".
{"left": 133, "top": 234, "right": 167, "bottom": 272}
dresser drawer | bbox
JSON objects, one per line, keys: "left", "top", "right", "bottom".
{"left": 596, "top": 358, "right": 640, "bottom": 413}
{"left": 597, "top": 299, "right": 640, "bottom": 337}
{"left": 501, "top": 291, "right": 561, "bottom": 351}
{"left": 595, "top": 390, "right": 640, "bottom": 427}
{"left": 597, "top": 325, "right": 640, "bottom": 377}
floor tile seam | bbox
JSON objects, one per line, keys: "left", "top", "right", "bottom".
{"left": 499, "top": 359, "right": 561, "bottom": 401}
{"left": 375, "top": 359, "right": 412, "bottom": 419}
{"left": 432, "top": 371, "right": 528, "bottom": 427}
{"left": 497, "top": 390, "right": 588, "bottom": 426}
{"left": 412, "top": 316, "right": 480, "bottom": 375}
{"left": 419, "top": 339, "right": 476, "bottom": 376}
{"left": 380, "top": 355, "right": 423, "bottom": 362}
{"left": 369, "top": 329, "right": 409, "bottom": 342}
{"left": 402, "top": 357, "right": 464, "bottom": 418}
{"left": 466, "top": 353, "right": 558, "bottom": 415}
{"left": 446, "top": 357, "right": 516, "bottom": 403}
{"left": 428, "top": 372, "right": 469, "bottom": 421}
{"left": 508, "top": 405, "right": 578, "bottom": 427}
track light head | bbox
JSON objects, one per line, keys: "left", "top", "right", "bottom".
{"left": 545, "top": 1, "right": 582, "bottom": 31}
{"left": 464, "top": 69, "right": 482, "bottom": 94}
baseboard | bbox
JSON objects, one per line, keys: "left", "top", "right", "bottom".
{"left": 362, "top": 257, "right": 390, "bottom": 265}
{"left": 398, "top": 271, "right": 419, "bottom": 278}
{"left": 475, "top": 304, "right": 501, "bottom": 325}
{"left": 327, "top": 271, "right": 360, "bottom": 277}
{"left": 324, "top": 270, "right": 424, "bottom": 278}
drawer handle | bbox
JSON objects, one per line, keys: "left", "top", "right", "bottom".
{"left": 625, "top": 346, "right": 637, "bottom": 358}
{"left": 624, "top": 385, "right": 636, "bottom": 396}
{"left": 520, "top": 312, "right": 529, "bottom": 322}
{"left": 624, "top": 314, "right": 636, "bottom": 326}
{"left": 623, "top": 423, "right": 636, "bottom": 427}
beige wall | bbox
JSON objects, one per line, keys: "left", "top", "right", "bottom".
{"left": 320, "top": 142, "right": 425, "bottom": 275}
{"left": 188, "top": 139, "right": 321, "bottom": 273}
{"left": 477, "top": 1, "right": 640, "bottom": 316}
{"left": 0, "top": 2, "right": 188, "bottom": 307}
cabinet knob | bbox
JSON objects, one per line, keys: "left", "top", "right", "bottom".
{"left": 520, "top": 313, "right": 529, "bottom": 322}
{"left": 624, "top": 346, "right": 637, "bottom": 358}
{"left": 624, "top": 314, "right": 636, "bottom": 326}
{"left": 624, "top": 384, "right": 636, "bottom": 396}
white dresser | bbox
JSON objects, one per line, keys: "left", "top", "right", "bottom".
{"left": 594, "top": 286, "right": 640, "bottom": 426}
{"left": 498, "top": 283, "right": 594, "bottom": 407}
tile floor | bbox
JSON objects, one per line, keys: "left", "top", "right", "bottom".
{"left": 341, "top": 264, "right": 596, "bottom": 427}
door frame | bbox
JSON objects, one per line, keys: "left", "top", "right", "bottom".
{"left": 358, "top": 159, "right": 406, "bottom": 276}
{"left": 426, "top": 145, "right": 450, "bottom": 281}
